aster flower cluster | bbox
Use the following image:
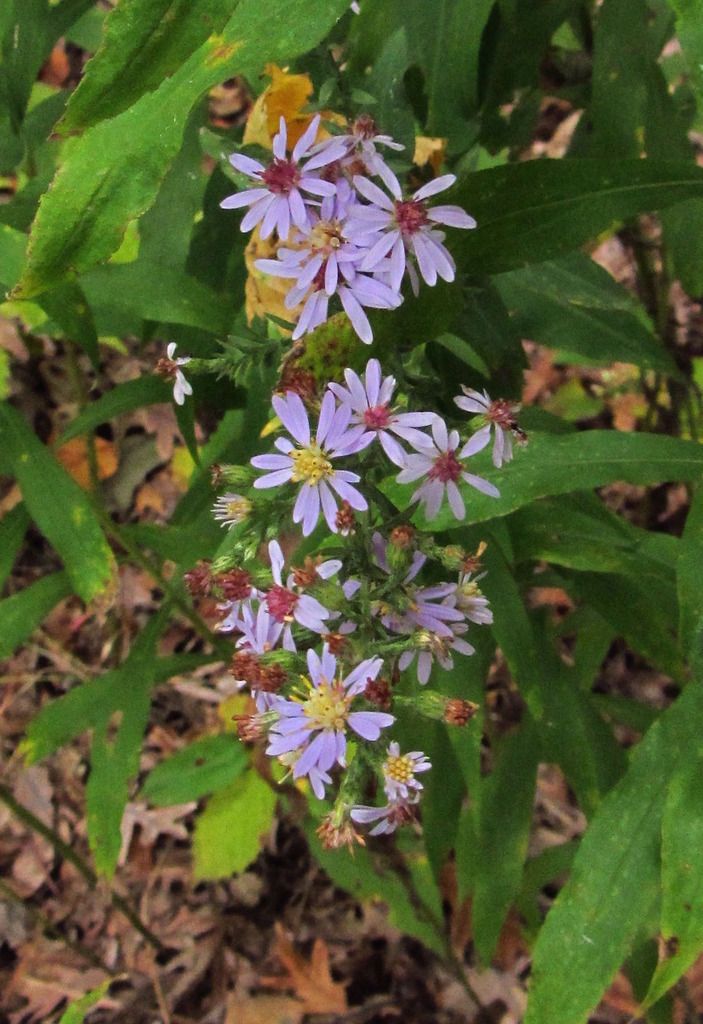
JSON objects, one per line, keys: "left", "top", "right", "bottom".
{"left": 220, "top": 113, "right": 476, "bottom": 344}
{"left": 184, "top": 354, "right": 526, "bottom": 849}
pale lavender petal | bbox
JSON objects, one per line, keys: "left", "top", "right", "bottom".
{"left": 353, "top": 175, "right": 395, "bottom": 210}
{"left": 293, "top": 114, "right": 321, "bottom": 161}
{"left": 300, "top": 176, "right": 338, "bottom": 196}
{"left": 413, "top": 233, "right": 438, "bottom": 286}
{"left": 296, "top": 594, "right": 330, "bottom": 629}
{"left": 461, "top": 424, "right": 491, "bottom": 457}
{"left": 268, "top": 539, "right": 285, "bottom": 584}
{"left": 289, "top": 187, "right": 308, "bottom": 229}
{"left": 325, "top": 253, "right": 338, "bottom": 295}
{"left": 273, "top": 117, "right": 287, "bottom": 159}
{"left": 420, "top": 480, "right": 444, "bottom": 519}
{"left": 339, "top": 287, "right": 372, "bottom": 344}
{"left": 427, "top": 205, "right": 477, "bottom": 229}
{"left": 379, "top": 430, "right": 407, "bottom": 467}
{"left": 329, "top": 475, "right": 367, "bottom": 510}
{"left": 398, "top": 651, "right": 414, "bottom": 672}
{"left": 251, "top": 453, "right": 292, "bottom": 470}
{"left": 348, "top": 711, "right": 395, "bottom": 740}
{"left": 413, "top": 174, "right": 456, "bottom": 201}
{"left": 293, "top": 733, "right": 327, "bottom": 777}
{"left": 389, "top": 234, "right": 406, "bottom": 292}
{"left": 319, "top": 481, "right": 339, "bottom": 531}
{"left": 260, "top": 195, "right": 284, "bottom": 239}
{"left": 431, "top": 416, "right": 448, "bottom": 449}
{"left": 316, "top": 390, "right": 336, "bottom": 446}
{"left": 426, "top": 236, "right": 455, "bottom": 282}
{"left": 455, "top": 393, "right": 489, "bottom": 414}
{"left": 447, "top": 480, "right": 465, "bottom": 519}
{"left": 253, "top": 468, "right": 294, "bottom": 488}
{"left": 418, "top": 652, "right": 433, "bottom": 685}
{"left": 462, "top": 473, "right": 500, "bottom": 498}
{"left": 240, "top": 194, "right": 275, "bottom": 231}
{"left": 228, "top": 152, "right": 265, "bottom": 176}
{"left": 492, "top": 427, "right": 505, "bottom": 468}
{"left": 364, "top": 358, "right": 381, "bottom": 405}
{"left": 273, "top": 391, "right": 310, "bottom": 446}
{"left": 220, "top": 187, "right": 269, "bottom": 209}
{"left": 359, "top": 231, "right": 398, "bottom": 272}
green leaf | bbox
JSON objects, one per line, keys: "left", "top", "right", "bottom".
{"left": 0, "top": 571, "right": 72, "bottom": 659}
{"left": 22, "top": 652, "right": 211, "bottom": 762}
{"left": 308, "top": 830, "right": 445, "bottom": 955}
{"left": 0, "top": 502, "right": 29, "bottom": 589}
{"left": 482, "top": 540, "right": 625, "bottom": 814}
{"left": 58, "top": 981, "right": 112, "bottom": 1024}
{"left": 383, "top": 431, "right": 703, "bottom": 531}
{"left": 453, "top": 159, "right": 703, "bottom": 276}
{"left": 12, "top": 0, "right": 352, "bottom": 298}
{"left": 0, "top": 402, "right": 115, "bottom": 602}
{"left": 0, "top": 223, "right": 27, "bottom": 291}
{"left": 668, "top": 0, "right": 703, "bottom": 106}
{"left": 678, "top": 486, "right": 703, "bottom": 668}
{"left": 193, "top": 770, "right": 277, "bottom": 879}
{"left": 525, "top": 680, "right": 703, "bottom": 1024}
{"left": 471, "top": 720, "right": 539, "bottom": 963}
{"left": 84, "top": 613, "right": 164, "bottom": 877}
{"left": 80, "top": 260, "right": 230, "bottom": 333}
{"left": 57, "top": 376, "right": 172, "bottom": 445}
{"left": 644, "top": 748, "right": 703, "bottom": 1006}
{"left": 59, "top": 0, "right": 239, "bottom": 133}
{"left": 495, "top": 254, "right": 677, "bottom": 373}
{"left": 141, "top": 734, "right": 248, "bottom": 806}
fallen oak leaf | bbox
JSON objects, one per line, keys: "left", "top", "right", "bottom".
{"left": 261, "top": 923, "right": 348, "bottom": 1016}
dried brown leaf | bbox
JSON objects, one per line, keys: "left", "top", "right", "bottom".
{"left": 261, "top": 923, "right": 348, "bottom": 1015}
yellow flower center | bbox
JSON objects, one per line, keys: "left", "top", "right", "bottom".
{"left": 290, "top": 443, "right": 333, "bottom": 484}
{"left": 385, "top": 753, "right": 415, "bottom": 783}
{"left": 226, "top": 496, "right": 252, "bottom": 521}
{"left": 303, "top": 679, "right": 350, "bottom": 731}
{"left": 309, "top": 219, "right": 343, "bottom": 252}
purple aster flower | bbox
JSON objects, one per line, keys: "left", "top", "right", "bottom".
{"left": 263, "top": 539, "right": 334, "bottom": 650}
{"left": 399, "top": 621, "right": 475, "bottom": 685}
{"left": 454, "top": 571, "right": 493, "bottom": 625}
{"left": 251, "top": 390, "right": 368, "bottom": 536}
{"left": 396, "top": 417, "right": 500, "bottom": 521}
{"left": 266, "top": 645, "right": 394, "bottom": 797}
{"left": 233, "top": 599, "right": 284, "bottom": 655}
{"left": 328, "top": 359, "right": 435, "bottom": 466}
{"left": 161, "top": 342, "right": 192, "bottom": 405}
{"left": 454, "top": 387, "right": 526, "bottom": 468}
{"left": 212, "top": 492, "right": 253, "bottom": 529}
{"left": 255, "top": 193, "right": 401, "bottom": 344}
{"left": 313, "top": 114, "right": 404, "bottom": 193}
{"left": 381, "top": 741, "right": 431, "bottom": 801}
{"left": 350, "top": 798, "right": 418, "bottom": 836}
{"left": 220, "top": 115, "right": 347, "bottom": 240}
{"left": 346, "top": 173, "right": 476, "bottom": 291}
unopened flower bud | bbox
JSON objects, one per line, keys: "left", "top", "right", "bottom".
{"left": 390, "top": 525, "right": 415, "bottom": 550}
{"left": 322, "top": 631, "right": 350, "bottom": 656}
{"left": 218, "top": 465, "right": 256, "bottom": 488}
{"left": 316, "top": 813, "right": 365, "bottom": 851}
{"left": 444, "top": 698, "right": 479, "bottom": 726}
{"left": 335, "top": 500, "right": 356, "bottom": 536}
{"left": 216, "top": 568, "right": 253, "bottom": 601}
{"left": 183, "top": 560, "right": 213, "bottom": 597}
{"left": 276, "top": 365, "right": 318, "bottom": 403}
{"left": 364, "top": 676, "right": 392, "bottom": 710}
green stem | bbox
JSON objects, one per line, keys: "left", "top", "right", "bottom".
{"left": 0, "top": 783, "right": 164, "bottom": 952}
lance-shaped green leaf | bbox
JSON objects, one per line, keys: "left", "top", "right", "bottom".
{"left": 677, "top": 486, "right": 703, "bottom": 668}
{"left": 0, "top": 571, "right": 72, "bottom": 659}
{"left": 452, "top": 159, "right": 703, "bottom": 277}
{"left": 471, "top": 720, "right": 539, "bottom": 964}
{"left": 382, "top": 431, "right": 703, "bottom": 530}
{"left": 495, "top": 254, "right": 677, "bottom": 374}
{"left": 59, "top": 0, "right": 240, "bottom": 133}
{"left": 525, "top": 680, "right": 703, "bottom": 1024}
{"left": 57, "top": 376, "right": 171, "bottom": 445}
{"left": 0, "top": 402, "right": 115, "bottom": 602}
{"left": 12, "top": 0, "right": 351, "bottom": 299}
{"left": 643, "top": 748, "right": 703, "bottom": 1007}
{"left": 0, "top": 502, "right": 29, "bottom": 588}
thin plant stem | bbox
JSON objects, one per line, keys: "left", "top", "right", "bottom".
{"left": 0, "top": 782, "right": 164, "bottom": 952}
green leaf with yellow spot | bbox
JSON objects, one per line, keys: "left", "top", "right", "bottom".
{"left": 12, "top": 0, "right": 351, "bottom": 299}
